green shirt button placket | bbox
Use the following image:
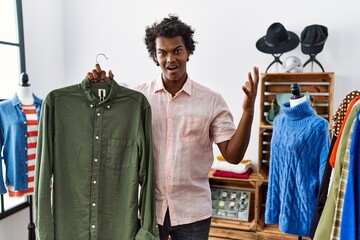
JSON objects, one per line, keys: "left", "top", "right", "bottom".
{"left": 90, "top": 106, "right": 103, "bottom": 239}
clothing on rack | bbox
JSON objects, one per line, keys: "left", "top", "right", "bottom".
{"left": 34, "top": 78, "right": 158, "bottom": 240}
{"left": 0, "top": 93, "right": 42, "bottom": 194}
{"left": 329, "top": 96, "right": 360, "bottom": 167}
{"left": 332, "top": 91, "right": 360, "bottom": 137}
{"left": 265, "top": 99, "right": 330, "bottom": 236}
{"left": 308, "top": 135, "right": 337, "bottom": 239}
{"left": 309, "top": 91, "right": 360, "bottom": 239}
{"left": 313, "top": 97, "right": 360, "bottom": 240}
{"left": 340, "top": 110, "right": 360, "bottom": 239}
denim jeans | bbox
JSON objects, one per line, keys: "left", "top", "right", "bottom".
{"left": 158, "top": 209, "right": 211, "bottom": 240}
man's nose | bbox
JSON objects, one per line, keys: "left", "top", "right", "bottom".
{"left": 166, "top": 53, "right": 175, "bottom": 63}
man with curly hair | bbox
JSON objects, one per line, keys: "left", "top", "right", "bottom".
{"left": 135, "top": 14, "right": 259, "bottom": 240}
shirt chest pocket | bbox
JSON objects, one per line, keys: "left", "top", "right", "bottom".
{"left": 181, "top": 116, "right": 205, "bottom": 142}
{"left": 106, "top": 139, "right": 133, "bottom": 169}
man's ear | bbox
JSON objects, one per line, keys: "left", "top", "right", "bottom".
{"left": 153, "top": 54, "right": 159, "bottom": 66}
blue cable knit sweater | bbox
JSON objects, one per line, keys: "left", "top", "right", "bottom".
{"left": 265, "top": 99, "right": 330, "bottom": 236}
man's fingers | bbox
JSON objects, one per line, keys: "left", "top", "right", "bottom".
{"left": 87, "top": 72, "right": 94, "bottom": 81}
{"left": 109, "top": 70, "right": 114, "bottom": 79}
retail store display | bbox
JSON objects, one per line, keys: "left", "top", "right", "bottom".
{"left": 0, "top": 73, "right": 42, "bottom": 240}
{"left": 211, "top": 188, "right": 251, "bottom": 221}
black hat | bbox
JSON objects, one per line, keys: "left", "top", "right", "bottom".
{"left": 301, "top": 24, "right": 328, "bottom": 55}
{"left": 256, "top": 22, "right": 300, "bottom": 54}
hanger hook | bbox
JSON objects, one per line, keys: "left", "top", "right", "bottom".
{"left": 96, "top": 53, "right": 108, "bottom": 65}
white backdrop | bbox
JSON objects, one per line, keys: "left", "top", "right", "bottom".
{"left": 20, "top": 0, "right": 360, "bottom": 167}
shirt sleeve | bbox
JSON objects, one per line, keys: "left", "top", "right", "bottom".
{"left": 0, "top": 120, "right": 6, "bottom": 194}
{"left": 136, "top": 101, "right": 159, "bottom": 240}
{"left": 34, "top": 96, "right": 55, "bottom": 240}
{"left": 210, "top": 93, "right": 236, "bottom": 144}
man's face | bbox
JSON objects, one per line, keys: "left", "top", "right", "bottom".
{"left": 154, "top": 36, "right": 190, "bottom": 83}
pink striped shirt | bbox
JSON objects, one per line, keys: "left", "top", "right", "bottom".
{"left": 136, "top": 77, "right": 236, "bottom": 226}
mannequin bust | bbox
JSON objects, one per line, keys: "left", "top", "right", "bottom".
{"left": 290, "top": 83, "right": 306, "bottom": 108}
{"left": 17, "top": 73, "right": 34, "bottom": 105}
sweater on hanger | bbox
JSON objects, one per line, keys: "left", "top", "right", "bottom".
{"left": 265, "top": 99, "right": 330, "bottom": 236}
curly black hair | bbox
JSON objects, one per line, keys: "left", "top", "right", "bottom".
{"left": 144, "top": 14, "right": 197, "bottom": 65}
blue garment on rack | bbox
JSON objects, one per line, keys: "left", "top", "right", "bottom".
{"left": 340, "top": 110, "right": 360, "bottom": 240}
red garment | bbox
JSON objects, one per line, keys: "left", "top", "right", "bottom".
{"left": 213, "top": 168, "right": 253, "bottom": 179}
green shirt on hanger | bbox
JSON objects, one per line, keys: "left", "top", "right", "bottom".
{"left": 35, "top": 79, "right": 158, "bottom": 240}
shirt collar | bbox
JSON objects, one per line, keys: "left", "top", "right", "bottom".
{"left": 11, "top": 93, "right": 42, "bottom": 106}
{"left": 153, "top": 74, "right": 192, "bottom": 96}
{"left": 81, "top": 78, "right": 118, "bottom": 107}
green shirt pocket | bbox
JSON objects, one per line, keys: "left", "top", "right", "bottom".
{"left": 106, "top": 139, "right": 133, "bottom": 169}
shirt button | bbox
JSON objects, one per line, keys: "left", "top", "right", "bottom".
{"left": 23, "top": 121, "right": 26, "bottom": 124}
{"left": 94, "top": 159, "right": 98, "bottom": 162}
{"left": 97, "top": 113, "right": 101, "bottom": 116}
{"left": 25, "top": 147, "right": 27, "bottom": 150}
{"left": 92, "top": 203, "right": 96, "bottom": 207}
{"left": 95, "top": 136, "right": 99, "bottom": 140}
{"left": 92, "top": 225, "right": 95, "bottom": 229}
{"left": 25, "top": 134, "right": 27, "bottom": 137}
{"left": 107, "top": 105, "right": 110, "bottom": 109}
{"left": 93, "top": 181, "right": 97, "bottom": 184}
{"left": 90, "top": 104, "right": 94, "bottom": 108}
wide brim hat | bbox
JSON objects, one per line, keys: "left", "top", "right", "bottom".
{"left": 256, "top": 22, "right": 300, "bottom": 54}
{"left": 301, "top": 24, "right": 328, "bottom": 55}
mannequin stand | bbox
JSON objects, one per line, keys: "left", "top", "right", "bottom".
{"left": 303, "top": 54, "right": 324, "bottom": 72}
{"left": 27, "top": 195, "right": 35, "bottom": 240}
{"left": 265, "top": 53, "right": 283, "bottom": 73}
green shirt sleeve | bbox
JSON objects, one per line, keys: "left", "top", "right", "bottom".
{"left": 34, "top": 96, "right": 55, "bottom": 240}
{"left": 137, "top": 103, "right": 159, "bottom": 239}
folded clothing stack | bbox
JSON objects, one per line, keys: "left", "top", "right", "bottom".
{"left": 212, "top": 156, "right": 253, "bottom": 179}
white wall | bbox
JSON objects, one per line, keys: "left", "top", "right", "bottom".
{"left": 2, "top": 0, "right": 360, "bottom": 238}
{"left": 25, "top": 0, "right": 360, "bottom": 164}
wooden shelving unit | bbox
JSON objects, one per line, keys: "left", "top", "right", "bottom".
{"left": 208, "top": 72, "right": 334, "bottom": 240}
